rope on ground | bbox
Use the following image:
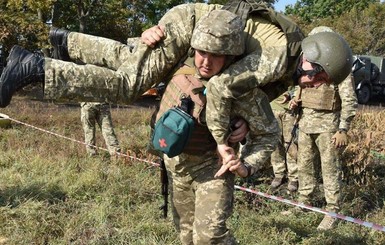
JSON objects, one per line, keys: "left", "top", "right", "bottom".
{"left": 8, "top": 117, "right": 159, "bottom": 167}
{"left": 235, "top": 185, "right": 385, "bottom": 232}
{"left": 7, "top": 116, "right": 385, "bottom": 233}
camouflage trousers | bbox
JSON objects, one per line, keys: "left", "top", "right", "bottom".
{"left": 43, "top": 8, "right": 197, "bottom": 104}
{"left": 80, "top": 102, "right": 120, "bottom": 156}
{"left": 297, "top": 131, "right": 342, "bottom": 212}
{"left": 164, "top": 152, "right": 237, "bottom": 245}
{"left": 270, "top": 109, "right": 298, "bottom": 182}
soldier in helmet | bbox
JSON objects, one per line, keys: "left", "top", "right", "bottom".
{"left": 146, "top": 9, "right": 280, "bottom": 244}
{"left": 289, "top": 27, "right": 357, "bottom": 230}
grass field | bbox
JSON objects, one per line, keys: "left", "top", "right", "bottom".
{"left": 0, "top": 96, "right": 384, "bottom": 244}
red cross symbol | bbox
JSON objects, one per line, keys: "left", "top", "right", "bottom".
{"left": 159, "top": 138, "right": 168, "bottom": 148}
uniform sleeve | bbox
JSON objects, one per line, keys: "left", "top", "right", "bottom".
{"left": 206, "top": 76, "right": 233, "bottom": 144}
{"left": 205, "top": 16, "right": 288, "bottom": 144}
{"left": 338, "top": 73, "right": 358, "bottom": 131}
{"left": 158, "top": 3, "right": 221, "bottom": 26}
{"left": 123, "top": 4, "right": 199, "bottom": 102}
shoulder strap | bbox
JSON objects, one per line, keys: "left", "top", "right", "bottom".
{"left": 173, "top": 67, "right": 196, "bottom": 76}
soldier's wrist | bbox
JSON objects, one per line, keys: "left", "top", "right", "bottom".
{"left": 242, "top": 161, "right": 254, "bottom": 177}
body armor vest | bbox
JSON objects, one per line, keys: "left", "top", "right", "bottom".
{"left": 155, "top": 65, "right": 216, "bottom": 155}
{"left": 301, "top": 84, "right": 341, "bottom": 111}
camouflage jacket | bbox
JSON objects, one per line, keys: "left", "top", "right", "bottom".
{"left": 157, "top": 3, "right": 289, "bottom": 144}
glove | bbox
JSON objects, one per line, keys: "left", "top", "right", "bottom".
{"left": 332, "top": 130, "right": 348, "bottom": 148}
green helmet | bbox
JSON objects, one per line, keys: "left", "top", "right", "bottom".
{"left": 301, "top": 31, "right": 353, "bottom": 84}
{"left": 191, "top": 9, "right": 244, "bottom": 56}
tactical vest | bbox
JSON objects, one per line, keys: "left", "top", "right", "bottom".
{"left": 301, "top": 84, "right": 341, "bottom": 111}
{"left": 155, "top": 65, "right": 216, "bottom": 155}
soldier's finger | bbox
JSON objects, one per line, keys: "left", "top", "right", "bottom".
{"left": 214, "top": 163, "right": 232, "bottom": 178}
{"left": 153, "top": 25, "right": 165, "bottom": 39}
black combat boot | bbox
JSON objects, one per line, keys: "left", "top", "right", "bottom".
{"left": 0, "top": 45, "right": 44, "bottom": 108}
{"left": 49, "top": 27, "right": 70, "bottom": 61}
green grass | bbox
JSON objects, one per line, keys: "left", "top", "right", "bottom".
{"left": 0, "top": 97, "right": 384, "bottom": 244}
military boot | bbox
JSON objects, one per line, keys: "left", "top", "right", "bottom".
{"left": 49, "top": 27, "right": 70, "bottom": 61}
{"left": 0, "top": 45, "right": 44, "bottom": 108}
{"left": 317, "top": 215, "right": 337, "bottom": 230}
{"left": 270, "top": 176, "right": 285, "bottom": 189}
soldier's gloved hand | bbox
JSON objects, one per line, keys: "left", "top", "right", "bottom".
{"left": 332, "top": 130, "right": 348, "bottom": 148}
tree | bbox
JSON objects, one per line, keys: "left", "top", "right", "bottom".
{"left": 49, "top": 0, "right": 190, "bottom": 41}
{"left": 285, "top": 0, "right": 377, "bottom": 22}
{"left": 0, "top": 0, "right": 51, "bottom": 51}
{"left": 330, "top": 3, "right": 385, "bottom": 55}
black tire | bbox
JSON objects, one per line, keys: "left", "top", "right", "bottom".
{"left": 357, "top": 84, "right": 371, "bottom": 104}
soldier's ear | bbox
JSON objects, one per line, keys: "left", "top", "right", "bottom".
{"left": 188, "top": 48, "right": 195, "bottom": 57}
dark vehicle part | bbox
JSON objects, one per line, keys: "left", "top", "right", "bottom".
{"left": 352, "top": 55, "right": 385, "bottom": 104}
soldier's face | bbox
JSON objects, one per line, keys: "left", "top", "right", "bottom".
{"left": 298, "top": 56, "right": 330, "bottom": 88}
{"left": 195, "top": 50, "right": 226, "bottom": 79}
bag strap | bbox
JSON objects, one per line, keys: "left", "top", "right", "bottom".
{"left": 179, "top": 96, "right": 193, "bottom": 114}
{"left": 173, "top": 67, "right": 196, "bottom": 76}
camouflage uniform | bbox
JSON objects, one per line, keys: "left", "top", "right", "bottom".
{"left": 80, "top": 102, "right": 120, "bottom": 156}
{"left": 165, "top": 152, "right": 236, "bottom": 245}
{"left": 44, "top": 3, "right": 219, "bottom": 104}
{"left": 43, "top": 3, "right": 287, "bottom": 107}
{"left": 297, "top": 75, "right": 357, "bottom": 212}
{"left": 223, "top": 87, "right": 280, "bottom": 168}
{"left": 270, "top": 91, "right": 298, "bottom": 183}
{"left": 205, "top": 12, "right": 288, "bottom": 170}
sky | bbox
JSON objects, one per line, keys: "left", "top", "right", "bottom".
{"left": 274, "top": 0, "right": 298, "bottom": 12}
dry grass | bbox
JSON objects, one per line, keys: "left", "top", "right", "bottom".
{"left": 0, "top": 96, "right": 384, "bottom": 244}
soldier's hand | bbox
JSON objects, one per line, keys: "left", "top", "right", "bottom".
{"left": 141, "top": 25, "right": 165, "bottom": 48}
{"left": 289, "top": 98, "right": 301, "bottom": 110}
{"left": 215, "top": 155, "right": 241, "bottom": 178}
{"left": 229, "top": 161, "right": 248, "bottom": 178}
{"left": 215, "top": 144, "right": 236, "bottom": 177}
{"left": 279, "top": 92, "right": 291, "bottom": 104}
{"left": 228, "top": 118, "right": 249, "bottom": 144}
{"left": 332, "top": 130, "right": 348, "bottom": 148}
{"left": 217, "top": 144, "right": 235, "bottom": 159}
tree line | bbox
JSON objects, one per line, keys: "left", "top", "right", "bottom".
{"left": 0, "top": 0, "right": 384, "bottom": 56}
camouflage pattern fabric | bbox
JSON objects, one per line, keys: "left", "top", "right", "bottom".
{"left": 297, "top": 131, "right": 342, "bottom": 211}
{"left": 207, "top": 85, "right": 280, "bottom": 171}
{"left": 164, "top": 152, "right": 237, "bottom": 245}
{"left": 158, "top": 60, "right": 277, "bottom": 243}
{"left": 191, "top": 9, "right": 244, "bottom": 56}
{"left": 44, "top": 3, "right": 287, "bottom": 109}
{"left": 206, "top": 14, "right": 288, "bottom": 145}
{"left": 270, "top": 109, "right": 298, "bottom": 182}
{"left": 80, "top": 102, "right": 120, "bottom": 156}
{"left": 297, "top": 75, "right": 357, "bottom": 212}
{"left": 44, "top": 3, "right": 219, "bottom": 104}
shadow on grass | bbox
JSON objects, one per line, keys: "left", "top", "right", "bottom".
{"left": 273, "top": 218, "right": 368, "bottom": 245}
{"left": 0, "top": 183, "right": 67, "bottom": 207}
